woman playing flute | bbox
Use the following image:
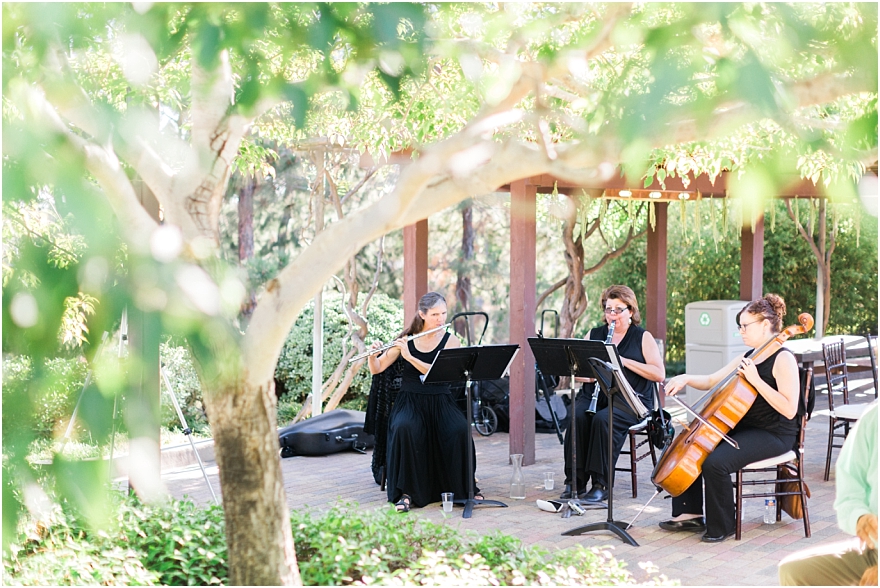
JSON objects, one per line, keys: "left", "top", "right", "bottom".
{"left": 368, "top": 291, "right": 480, "bottom": 512}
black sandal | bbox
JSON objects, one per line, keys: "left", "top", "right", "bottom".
{"left": 394, "top": 494, "right": 411, "bottom": 513}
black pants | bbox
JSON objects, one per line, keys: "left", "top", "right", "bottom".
{"left": 672, "top": 427, "right": 796, "bottom": 538}
{"left": 562, "top": 387, "right": 641, "bottom": 490}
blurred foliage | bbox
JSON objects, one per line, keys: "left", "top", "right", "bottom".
{"left": 291, "top": 503, "right": 674, "bottom": 586}
{"left": 1, "top": 355, "right": 90, "bottom": 441}
{"left": 3, "top": 493, "right": 678, "bottom": 586}
{"left": 275, "top": 291, "right": 403, "bottom": 419}
{"left": 159, "top": 341, "right": 210, "bottom": 436}
{"left": 3, "top": 492, "right": 226, "bottom": 586}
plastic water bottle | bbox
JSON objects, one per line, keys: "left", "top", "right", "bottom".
{"left": 764, "top": 498, "right": 776, "bottom": 524}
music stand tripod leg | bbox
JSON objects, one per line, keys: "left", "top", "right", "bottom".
{"left": 455, "top": 375, "right": 506, "bottom": 518}
{"left": 562, "top": 359, "right": 638, "bottom": 546}
{"left": 561, "top": 369, "right": 605, "bottom": 518}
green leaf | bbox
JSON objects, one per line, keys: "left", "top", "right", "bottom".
{"left": 51, "top": 456, "right": 113, "bottom": 530}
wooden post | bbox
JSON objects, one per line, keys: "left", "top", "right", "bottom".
{"left": 403, "top": 219, "right": 428, "bottom": 325}
{"left": 740, "top": 214, "right": 765, "bottom": 301}
{"left": 509, "top": 180, "right": 536, "bottom": 465}
{"left": 646, "top": 202, "right": 668, "bottom": 344}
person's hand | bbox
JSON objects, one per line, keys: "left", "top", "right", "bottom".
{"left": 856, "top": 513, "right": 877, "bottom": 550}
{"left": 737, "top": 357, "right": 760, "bottom": 387}
{"left": 664, "top": 375, "right": 689, "bottom": 396}
{"left": 859, "top": 565, "right": 877, "bottom": 586}
{"left": 394, "top": 338, "right": 412, "bottom": 361}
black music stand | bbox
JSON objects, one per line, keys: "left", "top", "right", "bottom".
{"left": 529, "top": 338, "right": 643, "bottom": 545}
{"left": 424, "top": 344, "right": 520, "bottom": 518}
{"left": 529, "top": 338, "right": 607, "bottom": 519}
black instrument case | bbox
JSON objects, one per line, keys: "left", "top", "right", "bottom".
{"left": 278, "top": 409, "right": 375, "bottom": 458}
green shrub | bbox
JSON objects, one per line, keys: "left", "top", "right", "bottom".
{"left": 275, "top": 292, "right": 403, "bottom": 418}
{"left": 3, "top": 493, "right": 227, "bottom": 586}
{"left": 117, "top": 496, "right": 227, "bottom": 586}
{"left": 6, "top": 495, "right": 676, "bottom": 586}
{"left": 291, "top": 503, "right": 675, "bottom": 586}
{"left": 2, "top": 355, "right": 90, "bottom": 441}
{"left": 3, "top": 544, "right": 160, "bottom": 586}
{"left": 2, "top": 344, "right": 209, "bottom": 449}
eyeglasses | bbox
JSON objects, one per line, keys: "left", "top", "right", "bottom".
{"left": 604, "top": 306, "right": 630, "bottom": 316}
{"left": 738, "top": 319, "right": 763, "bottom": 331}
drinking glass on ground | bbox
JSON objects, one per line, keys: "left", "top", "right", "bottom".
{"left": 544, "top": 472, "right": 555, "bottom": 490}
{"left": 441, "top": 492, "right": 453, "bottom": 513}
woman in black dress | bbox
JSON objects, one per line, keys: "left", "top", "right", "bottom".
{"left": 368, "top": 292, "right": 478, "bottom": 512}
{"left": 561, "top": 285, "right": 666, "bottom": 502}
{"left": 659, "top": 294, "right": 800, "bottom": 542}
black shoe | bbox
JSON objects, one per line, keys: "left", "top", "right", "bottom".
{"left": 582, "top": 483, "right": 608, "bottom": 503}
{"left": 701, "top": 530, "right": 735, "bottom": 543}
{"left": 659, "top": 517, "right": 706, "bottom": 532}
{"left": 559, "top": 485, "right": 587, "bottom": 500}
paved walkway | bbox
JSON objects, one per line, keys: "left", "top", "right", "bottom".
{"left": 164, "top": 385, "right": 877, "bottom": 586}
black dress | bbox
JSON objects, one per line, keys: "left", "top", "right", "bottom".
{"left": 384, "top": 332, "right": 478, "bottom": 507}
{"left": 563, "top": 324, "right": 656, "bottom": 490}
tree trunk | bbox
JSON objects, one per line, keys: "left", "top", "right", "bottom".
{"left": 204, "top": 377, "right": 301, "bottom": 586}
{"left": 559, "top": 212, "right": 587, "bottom": 339}
{"left": 785, "top": 198, "right": 835, "bottom": 338}
{"left": 455, "top": 202, "right": 475, "bottom": 340}
{"left": 238, "top": 176, "right": 257, "bottom": 319}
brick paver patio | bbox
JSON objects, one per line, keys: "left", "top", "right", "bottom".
{"left": 163, "top": 380, "right": 877, "bottom": 586}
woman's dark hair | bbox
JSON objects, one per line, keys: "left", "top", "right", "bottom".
{"left": 403, "top": 291, "right": 447, "bottom": 336}
{"left": 738, "top": 293, "right": 786, "bottom": 333}
{"left": 600, "top": 285, "right": 641, "bottom": 326}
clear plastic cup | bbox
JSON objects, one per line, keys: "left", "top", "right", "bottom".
{"left": 441, "top": 492, "right": 453, "bottom": 513}
{"left": 544, "top": 472, "right": 555, "bottom": 490}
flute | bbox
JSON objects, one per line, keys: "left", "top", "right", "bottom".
{"left": 348, "top": 323, "right": 450, "bottom": 363}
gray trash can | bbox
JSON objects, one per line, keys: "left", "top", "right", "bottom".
{"left": 684, "top": 300, "right": 751, "bottom": 405}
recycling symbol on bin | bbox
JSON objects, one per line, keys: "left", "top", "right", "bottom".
{"left": 699, "top": 312, "right": 711, "bottom": 327}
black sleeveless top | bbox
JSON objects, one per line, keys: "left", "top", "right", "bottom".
{"left": 738, "top": 348, "right": 798, "bottom": 436}
{"left": 399, "top": 332, "right": 451, "bottom": 395}
{"left": 588, "top": 323, "right": 655, "bottom": 410}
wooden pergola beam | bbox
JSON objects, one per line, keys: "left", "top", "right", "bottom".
{"left": 506, "top": 170, "right": 827, "bottom": 200}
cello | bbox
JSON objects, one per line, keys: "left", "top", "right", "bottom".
{"left": 651, "top": 313, "right": 814, "bottom": 497}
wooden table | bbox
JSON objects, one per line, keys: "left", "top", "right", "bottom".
{"left": 784, "top": 335, "right": 872, "bottom": 390}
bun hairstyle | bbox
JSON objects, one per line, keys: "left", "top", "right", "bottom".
{"left": 403, "top": 291, "right": 447, "bottom": 336}
{"left": 600, "top": 285, "right": 641, "bottom": 326}
{"left": 739, "top": 293, "right": 787, "bottom": 333}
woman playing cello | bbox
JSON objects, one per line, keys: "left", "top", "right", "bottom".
{"left": 658, "top": 294, "right": 801, "bottom": 542}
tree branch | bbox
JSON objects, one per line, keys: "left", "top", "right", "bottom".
{"left": 14, "top": 83, "right": 159, "bottom": 249}
{"left": 669, "top": 72, "right": 877, "bottom": 145}
{"left": 41, "top": 43, "right": 180, "bottom": 209}
{"left": 784, "top": 198, "right": 823, "bottom": 261}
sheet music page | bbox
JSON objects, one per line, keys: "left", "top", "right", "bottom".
{"left": 604, "top": 343, "right": 650, "bottom": 419}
